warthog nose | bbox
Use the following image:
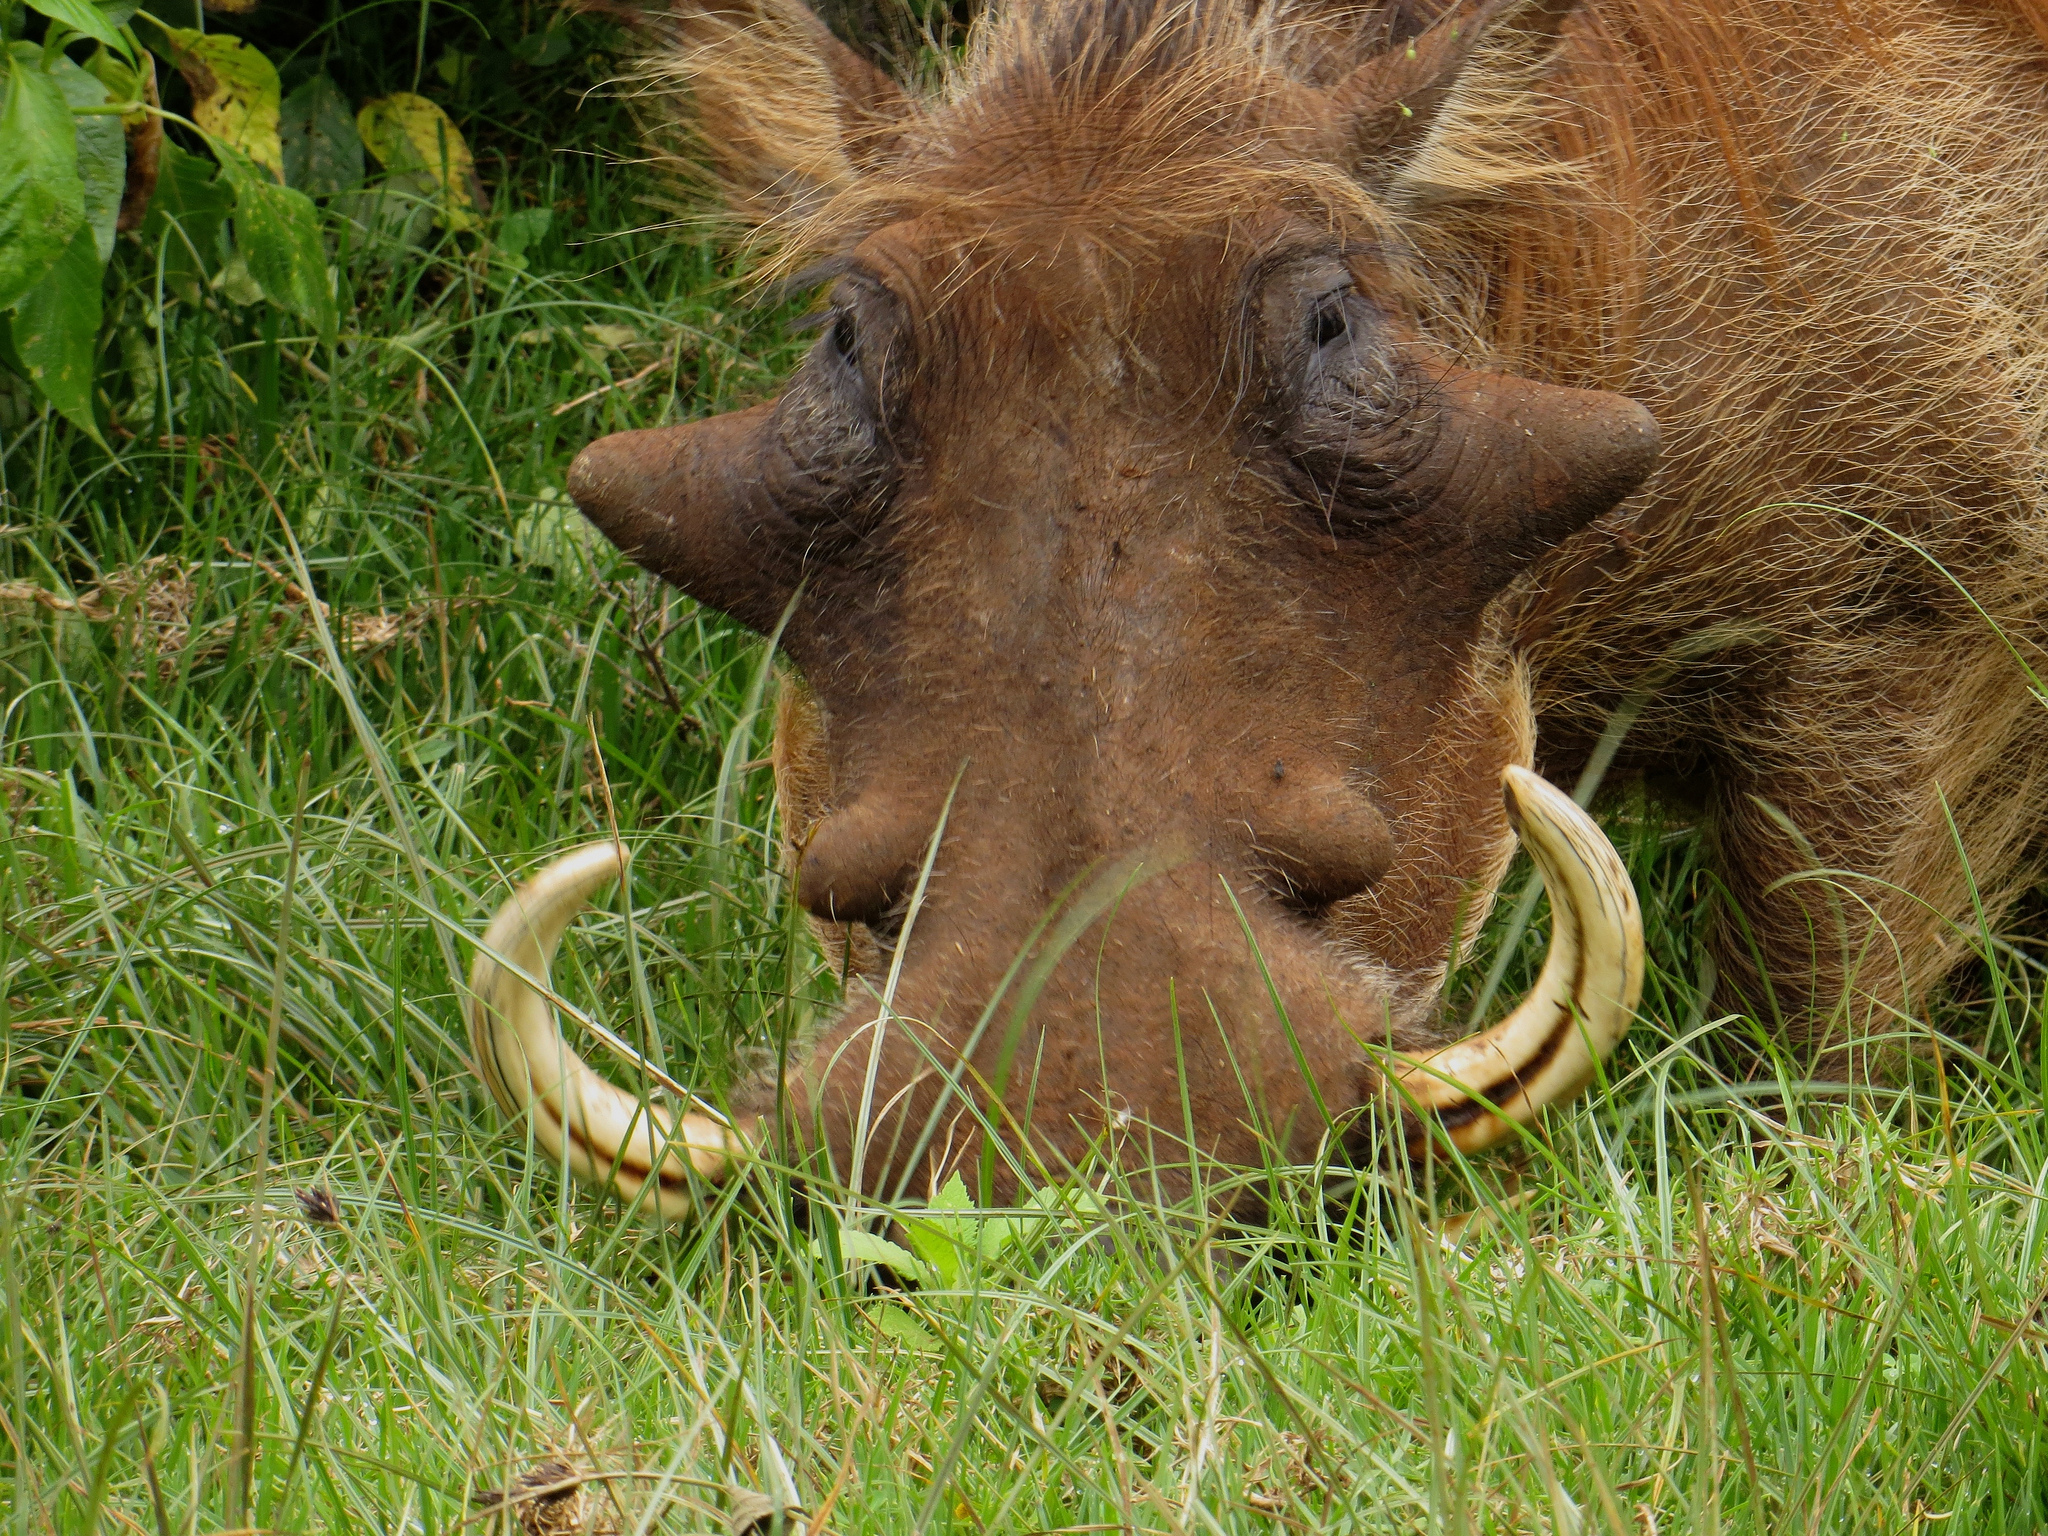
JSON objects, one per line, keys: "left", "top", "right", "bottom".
{"left": 1248, "top": 773, "right": 1393, "bottom": 911}
{"left": 566, "top": 429, "right": 663, "bottom": 529}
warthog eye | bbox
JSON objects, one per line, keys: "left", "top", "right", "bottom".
{"left": 829, "top": 310, "right": 859, "bottom": 368}
{"left": 1309, "top": 294, "right": 1350, "bottom": 350}
{"left": 768, "top": 276, "right": 903, "bottom": 545}
{"left": 1257, "top": 260, "right": 1440, "bottom": 534}
{"left": 1286, "top": 291, "right": 1435, "bottom": 530}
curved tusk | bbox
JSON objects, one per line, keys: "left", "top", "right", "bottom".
{"left": 466, "top": 843, "right": 743, "bottom": 1217}
{"left": 1393, "top": 766, "right": 1643, "bottom": 1155}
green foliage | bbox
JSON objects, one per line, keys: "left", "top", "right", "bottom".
{"left": 138, "top": 136, "right": 234, "bottom": 303}
{"left": 0, "top": 0, "right": 571, "bottom": 447}
{"left": 278, "top": 70, "right": 361, "bottom": 194}
{"left": 24, "top": 0, "right": 137, "bottom": 51}
{"left": 48, "top": 48, "right": 125, "bottom": 262}
{"left": 8, "top": 224, "right": 105, "bottom": 445}
{"left": 0, "top": 48, "right": 85, "bottom": 312}
{"left": 215, "top": 140, "right": 336, "bottom": 342}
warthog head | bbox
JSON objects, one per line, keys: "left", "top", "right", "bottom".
{"left": 468, "top": 0, "right": 1658, "bottom": 1213}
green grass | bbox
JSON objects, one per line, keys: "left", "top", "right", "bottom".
{"left": 8, "top": 41, "right": 2048, "bottom": 1535}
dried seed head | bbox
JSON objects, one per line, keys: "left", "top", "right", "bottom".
{"left": 726, "top": 1489, "right": 804, "bottom": 1536}
{"left": 475, "top": 1460, "right": 585, "bottom": 1536}
{"left": 295, "top": 1188, "right": 340, "bottom": 1225}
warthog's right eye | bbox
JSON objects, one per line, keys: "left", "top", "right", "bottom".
{"left": 768, "top": 277, "right": 903, "bottom": 545}
{"left": 1288, "top": 293, "right": 1437, "bottom": 530}
{"left": 828, "top": 310, "right": 859, "bottom": 368}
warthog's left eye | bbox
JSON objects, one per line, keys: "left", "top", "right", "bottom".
{"left": 1259, "top": 264, "right": 1440, "bottom": 534}
{"left": 1308, "top": 293, "right": 1351, "bottom": 351}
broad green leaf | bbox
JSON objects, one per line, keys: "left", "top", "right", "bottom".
{"left": 279, "top": 74, "right": 363, "bottom": 196}
{"left": 495, "top": 205, "right": 551, "bottom": 261}
{"left": 139, "top": 138, "right": 232, "bottom": 305}
{"left": 831, "top": 1227, "right": 933, "bottom": 1282}
{"left": 492, "top": 206, "right": 551, "bottom": 270}
{"left": 870, "top": 1305, "right": 943, "bottom": 1354}
{"left": 901, "top": 1222, "right": 959, "bottom": 1286}
{"left": 332, "top": 182, "right": 435, "bottom": 256}
{"left": 431, "top": 49, "right": 474, "bottom": 89}
{"left": 211, "top": 248, "right": 264, "bottom": 307}
{"left": 356, "top": 92, "right": 486, "bottom": 230}
{"left": 23, "top": 0, "right": 129, "bottom": 51}
{"left": 0, "top": 50, "right": 86, "bottom": 311}
{"left": 10, "top": 224, "right": 106, "bottom": 447}
{"left": 902, "top": 1173, "right": 1028, "bottom": 1286}
{"left": 512, "top": 486, "right": 599, "bottom": 586}
{"left": 216, "top": 146, "right": 335, "bottom": 344}
{"left": 0, "top": 312, "right": 24, "bottom": 379}
{"left": 151, "top": 27, "right": 282, "bottom": 179}
{"left": 904, "top": 1204, "right": 967, "bottom": 1286}
{"left": 82, "top": 42, "right": 134, "bottom": 97}
{"left": 49, "top": 53, "right": 123, "bottom": 264}
{"left": 511, "top": 29, "right": 571, "bottom": 66}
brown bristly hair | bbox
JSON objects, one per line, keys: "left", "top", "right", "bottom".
{"left": 617, "top": 0, "right": 2048, "bottom": 1045}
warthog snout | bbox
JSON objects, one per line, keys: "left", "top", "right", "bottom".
{"left": 468, "top": 0, "right": 1667, "bottom": 1214}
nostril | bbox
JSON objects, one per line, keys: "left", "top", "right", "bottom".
{"left": 795, "top": 799, "right": 932, "bottom": 930}
{"left": 1248, "top": 777, "right": 1393, "bottom": 914}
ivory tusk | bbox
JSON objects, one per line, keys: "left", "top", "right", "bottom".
{"left": 466, "top": 842, "right": 742, "bottom": 1217}
{"left": 1393, "top": 765, "right": 1643, "bottom": 1155}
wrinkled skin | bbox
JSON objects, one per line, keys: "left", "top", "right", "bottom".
{"left": 569, "top": 199, "right": 1657, "bottom": 1193}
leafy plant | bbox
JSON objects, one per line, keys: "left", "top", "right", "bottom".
{"left": 0, "top": 0, "right": 514, "bottom": 452}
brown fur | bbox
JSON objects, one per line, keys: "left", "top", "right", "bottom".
{"left": 1471, "top": 2, "right": 2048, "bottom": 1060}
{"left": 571, "top": 0, "right": 2048, "bottom": 1191}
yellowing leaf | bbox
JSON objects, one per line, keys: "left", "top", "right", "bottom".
{"left": 152, "top": 27, "right": 282, "bottom": 178}
{"left": 355, "top": 93, "right": 486, "bottom": 229}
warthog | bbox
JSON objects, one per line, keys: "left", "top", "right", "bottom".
{"left": 467, "top": 0, "right": 2048, "bottom": 1213}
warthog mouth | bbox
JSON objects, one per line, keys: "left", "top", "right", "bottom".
{"left": 463, "top": 766, "right": 1641, "bottom": 1220}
